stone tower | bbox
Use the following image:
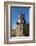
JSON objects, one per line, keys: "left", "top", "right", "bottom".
{"left": 16, "top": 14, "right": 24, "bottom": 36}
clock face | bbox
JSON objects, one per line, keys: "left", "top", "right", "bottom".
{"left": 18, "top": 19, "right": 20, "bottom": 23}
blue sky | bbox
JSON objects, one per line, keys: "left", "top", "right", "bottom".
{"left": 10, "top": 7, "right": 29, "bottom": 29}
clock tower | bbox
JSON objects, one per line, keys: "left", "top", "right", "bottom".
{"left": 16, "top": 14, "right": 24, "bottom": 36}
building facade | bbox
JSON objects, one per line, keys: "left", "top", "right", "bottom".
{"left": 16, "top": 14, "right": 24, "bottom": 36}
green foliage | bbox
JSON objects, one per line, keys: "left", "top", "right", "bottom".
{"left": 23, "top": 24, "right": 29, "bottom": 36}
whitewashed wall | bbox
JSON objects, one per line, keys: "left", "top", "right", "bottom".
{"left": 7, "top": 0, "right": 35, "bottom": 2}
